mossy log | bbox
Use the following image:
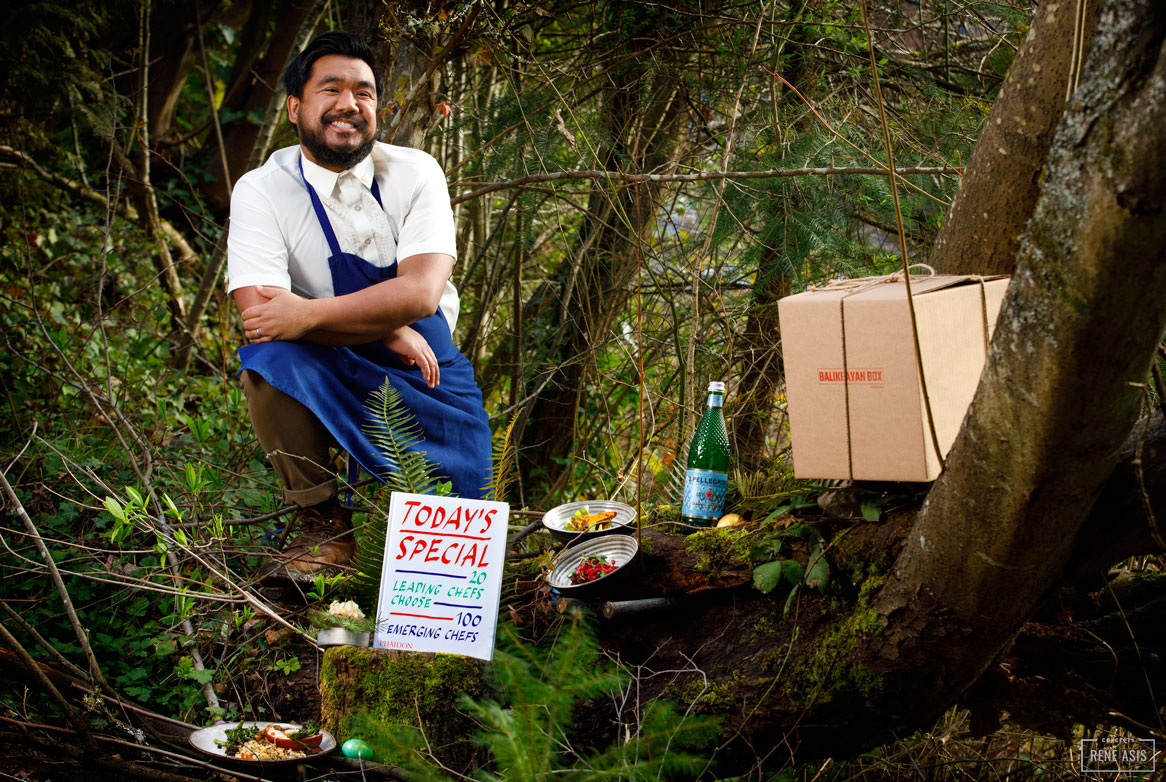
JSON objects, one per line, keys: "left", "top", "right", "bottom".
{"left": 319, "top": 647, "right": 488, "bottom": 772}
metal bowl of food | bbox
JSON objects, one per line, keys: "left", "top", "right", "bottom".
{"left": 545, "top": 534, "right": 639, "bottom": 599}
{"left": 542, "top": 500, "right": 636, "bottom": 544}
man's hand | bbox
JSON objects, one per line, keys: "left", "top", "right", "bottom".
{"left": 241, "top": 286, "right": 317, "bottom": 343}
{"left": 384, "top": 326, "right": 439, "bottom": 388}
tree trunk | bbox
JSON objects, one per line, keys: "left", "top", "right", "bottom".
{"left": 514, "top": 33, "right": 686, "bottom": 493}
{"left": 927, "top": 0, "right": 1102, "bottom": 276}
{"left": 730, "top": 260, "right": 789, "bottom": 469}
{"left": 200, "top": 0, "right": 320, "bottom": 215}
{"left": 730, "top": 0, "right": 814, "bottom": 469}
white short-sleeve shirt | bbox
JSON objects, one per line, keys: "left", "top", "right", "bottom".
{"left": 227, "top": 142, "right": 461, "bottom": 332}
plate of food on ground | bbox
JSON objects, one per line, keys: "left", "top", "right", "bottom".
{"left": 189, "top": 720, "right": 335, "bottom": 765}
{"left": 542, "top": 500, "right": 636, "bottom": 543}
{"left": 544, "top": 534, "right": 639, "bottom": 598}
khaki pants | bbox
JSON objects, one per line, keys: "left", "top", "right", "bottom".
{"left": 241, "top": 370, "right": 339, "bottom": 507}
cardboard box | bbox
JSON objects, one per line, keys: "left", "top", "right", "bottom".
{"left": 777, "top": 273, "right": 1009, "bottom": 482}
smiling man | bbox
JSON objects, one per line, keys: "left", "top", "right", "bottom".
{"left": 226, "top": 31, "right": 491, "bottom": 583}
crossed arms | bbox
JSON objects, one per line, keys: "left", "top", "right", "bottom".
{"left": 232, "top": 252, "right": 453, "bottom": 387}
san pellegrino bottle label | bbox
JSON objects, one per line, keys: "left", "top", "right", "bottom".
{"left": 681, "top": 468, "right": 728, "bottom": 520}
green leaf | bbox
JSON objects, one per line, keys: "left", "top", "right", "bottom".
{"left": 125, "top": 486, "right": 144, "bottom": 507}
{"left": 861, "top": 498, "right": 881, "bottom": 522}
{"left": 782, "top": 584, "right": 800, "bottom": 618}
{"left": 805, "top": 544, "right": 830, "bottom": 591}
{"left": 753, "top": 559, "right": 803, "bottom": 594}
{"left": 782, "top": 560, "right": 805, "bottom": 585}
{"left": 753, "top": 561, "right": 783, "bottom": 594}
{"left": 187, "top": 668, "right": 215, "bottom": 685}
{"left": 103, "top": 496, "right": 125, "bottom": 522}
{"left": 163, "top": 494, "right": 183, "bottom": 521}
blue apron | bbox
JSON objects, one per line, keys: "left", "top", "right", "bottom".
{"left": 237, "top": 159, "right": 492, "bottom": 499}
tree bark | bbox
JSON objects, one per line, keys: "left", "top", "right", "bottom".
{"left": 927, "top": 0, "right": 1102, "bottom": 276}
{"left": 873, "top": 0, "right": 1166, "bottom": 723}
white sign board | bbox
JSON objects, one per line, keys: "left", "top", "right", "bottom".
{"left": 374, "top": 492, "right": 509, "bottom": 660}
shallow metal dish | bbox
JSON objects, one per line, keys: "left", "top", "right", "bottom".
{"left": 542, "top": 500, "right": 636, "bottom": 544}
{"left": 545, "top": 535, "right": 639, "bottom": 599}
{"left": 317, "top": 627, "right": 370, "bottom": 647}
{"left": 188, "top": 721, "right": 335, "bottom": 765}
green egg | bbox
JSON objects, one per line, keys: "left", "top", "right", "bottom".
{"left": 341, "top": 738, "right": 374, "bottom": 760}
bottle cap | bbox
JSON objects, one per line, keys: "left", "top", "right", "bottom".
{"left": 708, "top": 381, "right": 726, "bottom": 393}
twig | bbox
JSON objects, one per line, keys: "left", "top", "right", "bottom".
{"left": 0, "top": 619, "right": 98, "bottom": 751}
{"left": 507, "top": 519, "right": 544, "bottom": 549}
{"left": 1132, "top": 402, "right": 1165, "bottom": 551}
{"left": 760, "top": 69, "right": 950, "bottom": 207}
{"left": 0, "top": 468, "right": 111, "bottom": 693}
{"left": 450, "top": 164, "right": 959, "bottom": 206}
{"left": 0, "top": 599, "right": 90, "bottom": 681}
{"left": 0, "top": 717, "right": 218, "bottom": 782}
{"left": 1103, "top": 579, "right": 1164, "bottom": 733}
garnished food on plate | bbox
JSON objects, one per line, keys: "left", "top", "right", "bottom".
{"left": 570, "top": 555, "right": 619, "bottom": 584}
{"left": 215, "top": 723, "right": 261, "bottom": 757}
{"left": 567, "top": 506, "right": 618, "bottom": 532}
{"left": 286, "top": 721, "right": 324, "bottom": 750}
{"left": 215, "top": 722, "right": 322, "bottom": 760}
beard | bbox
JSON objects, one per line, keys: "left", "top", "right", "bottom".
{"left": 297, "top": 112, "right": 377, "bottom": 170}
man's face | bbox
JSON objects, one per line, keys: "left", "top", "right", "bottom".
{"left": 287, "top": 54, "right": 378, "bottom": 171}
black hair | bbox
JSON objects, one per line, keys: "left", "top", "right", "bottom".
{"left": 283, "top": 31, "right": 384, "bottom": 101}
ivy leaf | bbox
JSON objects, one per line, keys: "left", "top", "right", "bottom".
{"left": 782, "top": 560, "right": 805, "bottom": 585}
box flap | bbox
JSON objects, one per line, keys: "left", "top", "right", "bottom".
{"left": 800, "top": 274, "right": 1009, "bottom": 303}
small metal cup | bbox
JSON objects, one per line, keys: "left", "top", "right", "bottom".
{"left": 317, "top": 627, "right": 370, "bottom": 647}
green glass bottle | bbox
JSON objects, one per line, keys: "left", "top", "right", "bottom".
{"left": 681, "top": 381, "right": 729, "bottom": 526}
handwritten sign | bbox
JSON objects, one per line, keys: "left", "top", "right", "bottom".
{"left": 374, "top": 492, "right": 509, "bottom": 660}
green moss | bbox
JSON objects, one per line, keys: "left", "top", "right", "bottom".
{"left": 637, "top": 533, "right": 657, "bottom": 557}
{"left": 832, "top": 538, "right": 894, "bottom": 589}
{"left": 787, "top": 575, "right": 887, "bottom": 709}
{"left": 746, "top": 612, "right": 776, "bottom": 644}
{"left": 320, "top": 647, "right": 487, "bottom": 762}
{"left": 753, "top": 645, "right": 789, "bottom": 674}
{"left": 685, "top": 527, "right": 752, "bottom": 577}
{"left": 676, "top": 674, "right": 742, "bottom": 713}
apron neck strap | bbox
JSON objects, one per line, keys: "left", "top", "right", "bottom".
{"left": 370, "top": 177, "right": 382, "bottom": 208}
{"left": 299, "top": 154, "right": 344, "bottom": 259}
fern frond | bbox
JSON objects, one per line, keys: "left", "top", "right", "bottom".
{"left": 483, "top": 413, "right": 520, "bottom": 502}
{"left": 352, "top": 380, "right": 451, "bottom": 598}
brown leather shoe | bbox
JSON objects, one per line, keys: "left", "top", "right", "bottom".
{"left": 269, "top": 500, "right": 355, "bottom": 582}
